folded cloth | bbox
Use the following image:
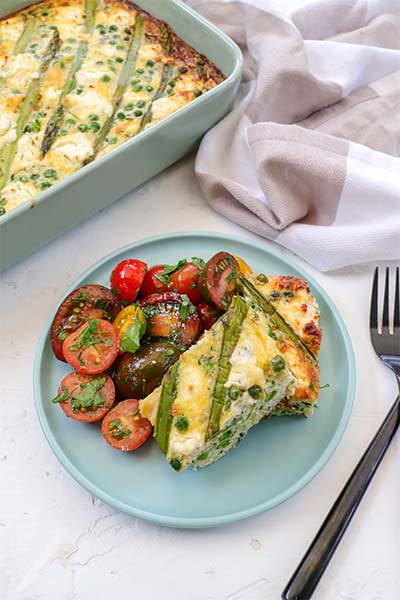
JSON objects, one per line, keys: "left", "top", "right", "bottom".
{"left": 186, "top": 0, "right": 400, "bottom": 271}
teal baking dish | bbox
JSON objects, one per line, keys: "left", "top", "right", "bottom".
{"left": 0, "top": 0, "right": 242, "bottom": 271}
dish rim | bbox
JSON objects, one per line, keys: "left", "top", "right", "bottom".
{"left": 0, "top": 0, "right": 243, "bottom": 226}
{"left": 33, "top": 231, "right": 356, "bottom": 528}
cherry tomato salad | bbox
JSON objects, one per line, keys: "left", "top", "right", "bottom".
{"left": 50, "top": 252, "right": 249, "bottom": 453}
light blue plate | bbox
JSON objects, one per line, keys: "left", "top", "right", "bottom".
{"left": 34, "top": 232, "right": 355, "bottom": 528}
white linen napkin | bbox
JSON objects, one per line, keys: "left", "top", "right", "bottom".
{"left": 187, "top": 0, "right": 400, "bottom": 270}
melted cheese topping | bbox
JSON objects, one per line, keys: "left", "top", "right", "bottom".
{"left": 246, "top": 273, "right": 322, "bottom": 356}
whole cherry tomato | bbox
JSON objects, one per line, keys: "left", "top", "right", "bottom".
{"left": 110, "top": 259, "right": 147, "bottom": 303}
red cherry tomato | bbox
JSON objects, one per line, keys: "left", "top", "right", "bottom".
{"left": 170, "top": 262, "right": 202, "bottom": 304}
{"left": 101, "top": 399, "right": 152, "bottom": 451}
{"left": 63, "top": 319, "right": 119, "bottom": 375}
{"left": 110, "top": 259, "right": 147, "bottom": 303}
{"left": 140, "top": 265, "right": 169, "bottom": 296}
{"left": 140, "top": 292, "right": 201, "bottom": 348}
{"left": 197, "top": 302, "right": 222, "bottom": 330}
{"left": 50, "top": 284, "right": 121, "bottom": 362}
{"left": 53, "top": 372, "right": 115, "bottom": 422}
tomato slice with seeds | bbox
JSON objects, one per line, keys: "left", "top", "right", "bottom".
{"left": 52, "top": 372, "right": 115, "bottom": 422}
{"left": 101, "top": 399, "right": 152, "bottom": 451}
{"left": 110, "top": 259, "right": 147, "bottom": 303}
{"left": 140, "top": 292, "right": 201, "bottom": 348}
{"left": 199, "top": 252, "right": 240, "bottom": 310}
{"left": 50, "top": 284, "right": 121, "bottom": 362}
{"left": 63, "top": 318, "right": 119, "bottom": 375}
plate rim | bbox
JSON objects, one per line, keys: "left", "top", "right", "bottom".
{"left": 33, "top": 231, "right": 356, "bottom": 528}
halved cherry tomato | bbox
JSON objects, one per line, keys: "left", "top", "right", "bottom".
{"left": 50, "top": 284, "right": 121, "bottom": 361}
{"left": 197, "top": 302, "right": 222, "bottom": 330}
{"left": 63, "top": 318, "right": 119, "bottom": 375}
{"left": 170, "top": 262, "right": 202, "bottom": 304}
{"left": 199, "top": 252, "right": 240, "bottom": 310}
{"left": 101, "top": 399, "right": 152, "bottom": 451}
{"left": 110, "top": 259, "right": 147, "bottom": 304}
{"left": 113, "top": 305, "right": 146, "bottom": 353}
{"left": 140, "top": 264, "right": 169, "bottom": 296}
{"left": 52, "top": 372, "right": 115, "bottom": 422}
{"left": 140, "top": 292, "right": 201, "bottom": 348}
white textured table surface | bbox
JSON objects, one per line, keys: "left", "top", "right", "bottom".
{"left": 1, "top": 154, "right": 399, "bottom": 600}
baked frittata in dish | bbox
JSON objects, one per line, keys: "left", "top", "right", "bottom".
{"left": 0, "top": 0, "right": 224, "bottom": 215}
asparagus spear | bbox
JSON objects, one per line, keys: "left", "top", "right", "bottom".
{"left": 155, "top": 362, "right": 180, "bottom": 454}
{"left": 89, "top": 14, "right": 145, "bottom": 161}
{"left": 13, "top": 15, "right": 36, "bottom": 55}
{"left": 41, "top": 0, "right": 98, "bottom": 155}
{"left": 238, "top": 276, "right": 318, "bottom": 364}
{"left": 0, "top": 28, "right": 61, "bottom": 191}
{"left": 207, "top": 296, "right": 249, "bottom": 439}
{"left": 137, "top": 63, "right": 174, "bottom": 133}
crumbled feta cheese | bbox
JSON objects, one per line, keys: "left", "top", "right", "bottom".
{"left": 51, "top": 132, "right": 94, "bottom": 165}
{"left": 63, "top": 88, "right": 113, "bottom": 121}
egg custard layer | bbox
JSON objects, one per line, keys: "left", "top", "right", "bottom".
{"left": 0, "top": 0, "right": 224, "bottom": 215}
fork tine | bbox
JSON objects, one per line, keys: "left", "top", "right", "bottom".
{"left": 394, "top": 266, "right": 399, "bottom": 331}
{"left": 382, "top": 267, "right": 390, "bottom": 332}
{"left": 370, "top": 267, "right": 378, "bottom": 331}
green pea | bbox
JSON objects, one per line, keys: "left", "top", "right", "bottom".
{"left": 170, "top": 458, "right": 181, "bottom": 471}
{"left": 90, "top": 122, "right": 101, "bottom": 132}
{"left": 117, "top": 112, "right": 126, "bottom": 121}
{"left": 44, "top": 169, "right": 57, "bottom": 179}
{"left": 78, "top": 123, "right": 89, "bottom": 132}
{"left": 271, "top": 355, "right": 286, "bottom": 372}
{"left": 102, "top": 75, "right": 112, "bottom": 83}
{"left": 175, "top": 416, "right": 189, "bottom": 432}
{"left": 89, "top": 114, "right": 99, "bottom": 121}
{"left": 248, "top": 386, "right": 263, "bottom": 399}
{"left": 146, "top": 85, "right": 154, "bottom": 92}
{"left": 134, "top": 110, "right": 143, "bottom": 117}
{"left": 66, "top": 118, "right": 76, "bottom": 125}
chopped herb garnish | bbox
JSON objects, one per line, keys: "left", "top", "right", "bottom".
{"left": 70, "top": 376, "right": 107, "bottom": 412}
{"left": 154, "top": 259, "right": 187, "bottom": 286}
{"left": 191, "top": 257, "right": 205, "bottom": 270}
{"left": 120, "top": 314, "right": 146, "bottom": 354}
{"left": 71, "top": 290, "right": 89, "bottom": 303}
{"left": 109, "top": 419, "right": 132, "bottom": 439}
{"left": 52, "top": 385, "right": 69, "bottom": 404}
{"left": 179, "top": 295, "right": 197, "bottom": 321}
{"left": 319, "top": 383, "right": 330, "bottom": 390}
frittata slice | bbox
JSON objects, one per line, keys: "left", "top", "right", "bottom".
{"left": 245, "top": 273, "right": 322, "bottom": 357}
{"left": 241, "top": 274, "right": 321, "bottom": 417}
{"left": 141, "top": 296, "right": 296, "bottom": 471}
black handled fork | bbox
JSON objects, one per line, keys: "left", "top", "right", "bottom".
{"left": 282, "top": 266, "right": 400, "bottom": 600}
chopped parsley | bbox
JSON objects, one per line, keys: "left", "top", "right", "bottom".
{"left": 70, "top": 376, "right": 107, "bottom": 412}
{"left": 109, "top": 419, "right": 132, "bottom": 439}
